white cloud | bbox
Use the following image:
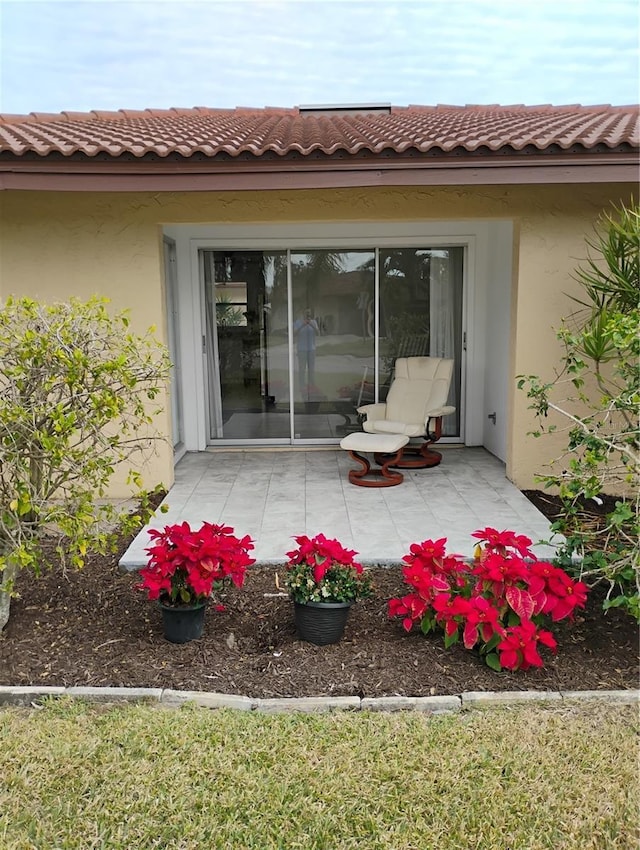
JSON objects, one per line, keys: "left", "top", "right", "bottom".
{"left": 0, "top": 0, "right": 637, "bottom": 113}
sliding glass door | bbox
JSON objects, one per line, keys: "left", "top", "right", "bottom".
{"left": 202, "top": 245, "right": 463, "bottom": 443}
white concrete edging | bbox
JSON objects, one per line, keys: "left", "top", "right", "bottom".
{"left": 0, "top": 686, "right": 637, "bottom": 712}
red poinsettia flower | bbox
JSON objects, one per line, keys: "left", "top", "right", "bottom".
{"left": 462, "top": 596, "right": 505, "bottom": 648}
{"left": 402, "top": 562, "right": 450, "bottom": 600}
{"left": 474, "top": 551, "right": 530, "bottom": 585}
{"left": 388, "top": 594, "right": 428, "bottom": 632}
{"left": 498, "top": 620, "right": 557, "bottom": 671}
{"left": 439, "top": 554, "right": 469, "bottom": 579}
{"left": 284, "top": 533, "right": 370, "bottom": 604}
{"left": 432, "top": 592, "right": 472, "bottom": 619}
{"left": 430, "top": 592, "right": 472, "bottom": 638}
{"left": 137, "top": 567, "right": 173, "bottom": 601}
{"left": 543, "top": 570, "right": 588, "bottom": 621}
{"left": 389, "top": 527, "right": 581, "bottom": 674}
{"left": 403, "top": 537, "right": 448, "bottom": 565}
{"left": 138, "top": 521, "right": 255, "bottom": 606}
{"left": 472, "top": 527, "right": 535, "bottom": 559}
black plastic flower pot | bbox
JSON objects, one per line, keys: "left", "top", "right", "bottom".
{"left": 293, "top": 600, "right": 352, "bottom": 646}
{"left": 158, "top": 600, "right": 206, "bottom": 644}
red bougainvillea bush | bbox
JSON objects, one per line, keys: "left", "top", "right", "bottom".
{"left": 138, "top": 521, "right": 255, "bottom": 607}
{"left": 389, "top": 528, "right": 588, "bottom": 671}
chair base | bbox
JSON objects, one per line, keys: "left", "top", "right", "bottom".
{"left": 374, "top": 442, "right": 442, "bottom": 469}
{"left": 347, "top": 448, "right": 405, "bottom": 487}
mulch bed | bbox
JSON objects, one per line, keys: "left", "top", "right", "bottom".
{"left": 1, "top": 492, "right": 637, "bottom": 699}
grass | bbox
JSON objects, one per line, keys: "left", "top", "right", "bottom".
{"left": 1, "top": 699, "right": 638, "bottom": 849}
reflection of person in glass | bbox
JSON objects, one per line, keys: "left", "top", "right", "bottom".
{"left": 293, "top": 308, "right": 319, "bottom": 393}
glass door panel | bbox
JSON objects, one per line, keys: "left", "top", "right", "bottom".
{"left": 290, "top": 250, "right": 375, "bottom": 439}
{"left": 202, "top": 244, "right": 464, "bottom": 444}
{"left": 203, "top": 250, "right": 290, "bottom": 440}
{"left": 379, "top": 247, "right": 463, "bottom": 435}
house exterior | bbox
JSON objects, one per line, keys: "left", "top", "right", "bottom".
{"left": 0, "top": 103, "right": 637, "bottom": 496}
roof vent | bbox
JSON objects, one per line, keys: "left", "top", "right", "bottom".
{"left": 298, "top": 103, "right": 392, "bottom": 116}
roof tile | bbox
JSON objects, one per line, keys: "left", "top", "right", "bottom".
{"left": 0, "top": 104, "right": 637, "bottom": 159}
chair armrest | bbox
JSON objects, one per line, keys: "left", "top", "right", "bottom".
{"left": 425, "top": 406, "right": 456, "bottom": 420}
{"left": 424, "top": 406, "right": 456, "bottom": 442}
{"left": 357, "top": 403, "right": 387, "bottom": 420}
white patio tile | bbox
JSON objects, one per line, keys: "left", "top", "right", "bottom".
{"left": 119, "top": 448, "right": 558, "bottom": 568}
{"left": 263, "top": 516, "right": 306, "bottom": 534}
{"left": 306, "top": 524, "right": 354, "bottom": 543}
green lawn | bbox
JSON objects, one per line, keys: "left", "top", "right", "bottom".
{"left": 1, "top": 699, "right": 637, "bottom": 849}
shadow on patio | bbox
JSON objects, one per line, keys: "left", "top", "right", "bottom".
{"left": 120, "top": 447, "right": 559, "bottom": 569}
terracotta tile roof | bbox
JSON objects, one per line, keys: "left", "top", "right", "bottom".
{"left": 0, "top": 104, "right": 637, "bottom": 159}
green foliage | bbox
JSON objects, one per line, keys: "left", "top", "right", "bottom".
{"left": 381, "top": 312, "right": 429, "bottom": 374}
{"left": 215, "top": 293, "right": 245, "bottom": 326}
{"left": 570, "top": 200, "right": 639, "bottom": 314}
{"left": 0, "top": 296, "right": 171, "bottom": 625}
{"left": 518, "top": 200, "right": 639, "bottom": 620}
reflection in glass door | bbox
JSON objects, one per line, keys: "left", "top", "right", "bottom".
{"left": 290, "top": 250, "right": 375, "bottom": 439}
{"left": 203, "top": 250, "right": 290, "bottom": 440}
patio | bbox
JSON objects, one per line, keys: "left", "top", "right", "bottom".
{"left": 120, "top": 447, "right": 560, "bottom": 568}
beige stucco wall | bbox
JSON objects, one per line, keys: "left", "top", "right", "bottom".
{"left": 0, "top": 182, "right": 634, "bottom": 493}
{"left": 0, "top": 193, "right": 172, "bottom": 498}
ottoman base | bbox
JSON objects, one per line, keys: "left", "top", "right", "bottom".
{"left": 340, "top": 433, "right": 410, "bottom": 487}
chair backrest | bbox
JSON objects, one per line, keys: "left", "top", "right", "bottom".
{"left": 385, "top": 357, "right": 453, "bottom": 424}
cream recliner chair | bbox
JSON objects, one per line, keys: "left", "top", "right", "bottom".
{"left": 357, "top": 356, "right": 455, "bottom": 468}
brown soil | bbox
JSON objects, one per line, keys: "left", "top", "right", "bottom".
{"left": 1, "top": 493, "right": 637, "bottom": 699}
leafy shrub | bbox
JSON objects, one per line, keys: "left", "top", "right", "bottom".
{"left": 0, "top": 296, "right": 171, "bottom": 629}
{"left": 518, "top": 200, "right": 639, "bottom": 620}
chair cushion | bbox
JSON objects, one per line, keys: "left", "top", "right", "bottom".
{"left": 363, "top": 419, "right": 425, "bottom": 438}
{"left": 340, "top": 433, "right": 410, "bottom": 453}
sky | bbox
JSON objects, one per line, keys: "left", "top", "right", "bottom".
{"left": 1, "top": 0, "right": 638, "bottom": 116}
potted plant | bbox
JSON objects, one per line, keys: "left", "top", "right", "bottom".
{"left": 283, "top": 533, "right": 372, "bottom": 645}
{"left": 137, "top": 521, "right": 255, "bottom": 643}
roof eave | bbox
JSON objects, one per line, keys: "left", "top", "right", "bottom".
{"left": 0, "top": 151, "right": 636, "bottom": 191}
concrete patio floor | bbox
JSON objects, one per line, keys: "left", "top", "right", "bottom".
{"left": 120, "top": 447, "right": 560, "bottom": 569}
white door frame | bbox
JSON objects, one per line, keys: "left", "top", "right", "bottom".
{"left": 163, "top": 219, "right": 512, "bottom": 459}
{"left": 162, "top": 236, "right": 185, "bottom": 458}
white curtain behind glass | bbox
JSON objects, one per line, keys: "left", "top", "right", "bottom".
{"left": 429, "top": 250, "right": 461, "bottom": 435}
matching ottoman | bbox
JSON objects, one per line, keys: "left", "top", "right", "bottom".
{"left": 339, "top": 433, "right": 410, "bottom": 487}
